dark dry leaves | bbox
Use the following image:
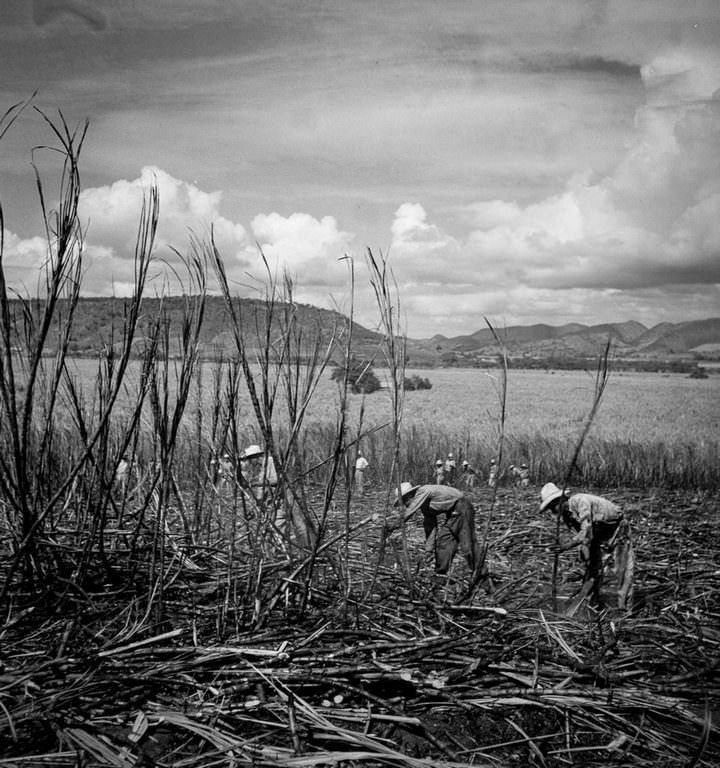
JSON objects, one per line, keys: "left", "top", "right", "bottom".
{"left": 0, "top": 487, "right": 718, "bottom": 767}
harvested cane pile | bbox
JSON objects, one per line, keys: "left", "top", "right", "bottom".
{"left": 1, "top": 487, "right": 718, "bottom": 767}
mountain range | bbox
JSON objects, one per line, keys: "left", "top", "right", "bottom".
{"left": 406, "top": 317, "right": 720, "bottom": 365}
{"left": 10, "top": 297, "right": 720, "bottom": 366}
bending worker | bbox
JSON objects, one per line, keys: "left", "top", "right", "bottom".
{"left": 540, "top": 482, "right": 634, "bottom": 609}
{"left": 388, "top": 482, "right": 481, "bottom": 577}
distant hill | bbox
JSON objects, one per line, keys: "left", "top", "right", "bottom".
{"left": 412, "top": 318, "right": 720, "bottom": 367}
{"left": 8, "top": 295, "right": 383, "bottom": 361}
{"left": 7, "top": 296, "right": 719, "bottom": 369}
{"left": 636, "top": 318, "right": 720, "bottom": 354}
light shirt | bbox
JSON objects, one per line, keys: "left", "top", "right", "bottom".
{"left": 355, "top": 456, "right": 369, "bottom": 472}
{"left": 567, "top": 493, "right": 622, "bottom": 545}
{"left": 403, "top": 484, "right": 464, "bottom": 521}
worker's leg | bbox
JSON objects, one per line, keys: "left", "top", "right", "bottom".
{"left": 583, "top": 537, "right": 604, "bottom": 604}
{"left": 613, "top": 521, "right": 634, "bottom": 609}
{"left": 452, "top": 498, "right": 480, "bottom": 573}
{"left": 434, "top": 518, "right": 459, "bottom": 574}
{"left": 421, "top": 516, "right": 437, "bottom": 569}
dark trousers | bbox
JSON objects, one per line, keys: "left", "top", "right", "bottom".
{"left": 583, "top": 519, "right": 634, "bottom": 608}
{"left": 424, "top": 498, "right": 480, "bottom": 575}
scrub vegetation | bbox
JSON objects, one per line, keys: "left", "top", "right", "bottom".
{"left": 0, "top": 110, "right": 718, "bottom": 767}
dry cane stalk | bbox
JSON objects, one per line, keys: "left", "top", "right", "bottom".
{"left": 551, "top": 337, "right": 612, "bottom": 611}
{"left": 461, "top": 317, "right": 508, "bottom": 602}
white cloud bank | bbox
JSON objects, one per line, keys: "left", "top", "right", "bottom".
{"left": 3, "top": 166, "right": 357, "bottom": 311}
{"left": 388, "top": 47, "right": 720, "bottom": 334}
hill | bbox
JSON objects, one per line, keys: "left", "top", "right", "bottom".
{"left": 412, "top": 317, "right": 720, "bottom": 368}
{"left": 7, "top": 295, "right": 383, "bottom": 361}
{"left": 7, "top": 296, "right": 719, "bottom": 370}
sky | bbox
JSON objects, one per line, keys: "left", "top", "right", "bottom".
{"left": 0, "top": 0, "right": 719, "bottom": 337}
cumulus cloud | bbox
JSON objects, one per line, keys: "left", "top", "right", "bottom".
{"left": 80, "top": 167, "right": 250, "bottom": 294}
{"left": 0, "top": 230, "right": 49, "bottom": 292}
{"left": 3, "top": 165, "right": 359, "bottom": 311}
{"left": 249, "top": 211, "right": 355, "bottom": 301}
{"left": 389, "top": 203, "right": 463, "bottom": 283}
{"left": 389, "top": 45, "right": 720, "bottom": 332}
{"left": 3, "top": 167, "right": 252, "bottom": 296}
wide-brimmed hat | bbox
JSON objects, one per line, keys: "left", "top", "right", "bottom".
{"left": 539, "top": 482, "right": 568, "bottom": 512}
{"left": 394, "top": 482, "right": 418, "bottom": 505}
{"left": 435, "top": 459, "right": 443, "bottom": 466}
{"left": 241, "top": 444, "right": 264, "bottom": 460}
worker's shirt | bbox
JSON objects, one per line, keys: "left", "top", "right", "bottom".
{"left": 243, "top": 455, "right": 278, "bottom": 497}
{"left": 404, "top": 484, "right": 464, "bottom": 522}
{"left": 567, "top": 493, "right": 622, "bottom": 546}
{"left": 258, "top": 456, "right": 277, "bottom": 487}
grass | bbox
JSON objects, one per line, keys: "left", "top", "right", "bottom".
{"left": 58, "top": 358, "right": 720, "bottom": 491}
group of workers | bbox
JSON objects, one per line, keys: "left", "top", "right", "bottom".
{"left": 117, "top": 439, "right": 633, "bottom": 611}
{"left": 211, "top": 444, "right": 278, "bottom": 499}
{"left": 388, "top": 477, "right": 634, "bottom": 610}
{"left": 432, "top": 455, "right": 530, "bottom": 490}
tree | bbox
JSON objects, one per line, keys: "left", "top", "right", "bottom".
{"left": 331, "top": 357, "right": 381, "bottom": 394}
{"left": 403, "top": 375, "right": 432, "bottom": 391}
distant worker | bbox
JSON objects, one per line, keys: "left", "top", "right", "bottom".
{"left": 487, "top": 459, "right": 498, "bottom": 488}
{"left": 444, "top": 453, "right": 457, "bottom": 484}
{"left": 354, "top": 450, "right": 369, "bottom": 494}
{"left": 219, "top": 453, "right": 234, "bottom": 487}
{"left": 540, "top": 483, "right": 634, "bottom": 609}
{"left": 509, "top": 463, "right": 529, "bottom": 488}
{"left": 388, "top": 482, "right": 481, "bottom": 578}
{"left": 461, "top": 459, "right": 478, "bottom": 490}
{"left": 210, "top": 453, "right": 235, "bottom": 493}
{"left": 114, "top": 456, "right": 131, "bottom": 495}
{"left": 433, "top": 459, "right": 446, "bottom": 485}
{"left": 518, "top": 463, "right": 530, "bottom": 487}
{"left": 240, "top": 444, "right": 277, "bottom": 501}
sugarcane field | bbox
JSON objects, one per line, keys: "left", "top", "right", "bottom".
{"left": 1, "top": 287, "right": 719, "bottom": 766}
{"left": 1, "top": 100, "right": 719, "bottom": 768}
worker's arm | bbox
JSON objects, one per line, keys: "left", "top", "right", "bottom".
{"left": 552, "top": 498, "right": 592, "bottom": 553}
{"left": 402, "top": 488, "right": 430, "bottom": 523}
{"left": 383, "top": 488, "right": 431, "bottom": 531}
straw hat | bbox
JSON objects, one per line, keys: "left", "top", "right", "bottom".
{"left": 394, "top": 482, "right": 418, "bottom": 505}
{"left": 435, "top": 459, "right": 443, "bottom": 466}
{"left": 241, "top": 444, "right": 264, "bottom": 460}
{"left": 539, "top": 482, "right": 568, "bottom": 512}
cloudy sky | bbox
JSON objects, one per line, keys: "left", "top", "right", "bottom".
{"left": 0, "top": 0, "right": 719, "bottom": 337}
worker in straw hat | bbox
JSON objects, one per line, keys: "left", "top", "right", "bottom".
{"left": 240, "top": 444, "right": 277, "bottom": 500}
{"left": 539, "top": 483, "right": 634, "bottom": 609}
{"left": 387, "top": 482, "right": 481, "bottom": 578}
{"left": 444, "top": 452, "right": 457, "bottom": 484}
